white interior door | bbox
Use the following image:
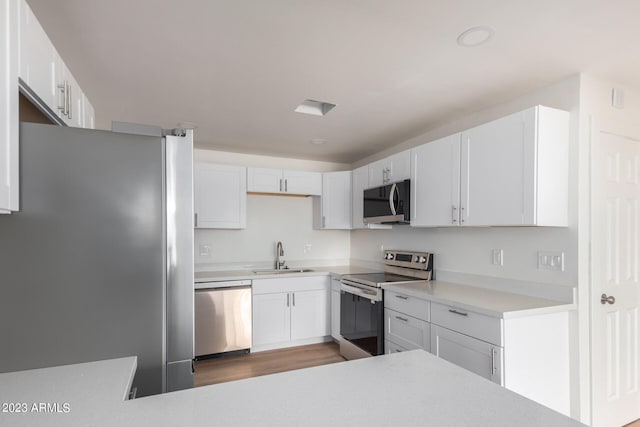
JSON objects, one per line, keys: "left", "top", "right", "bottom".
{"left": 591, "top": 129, "right": 640, "bottom": 427}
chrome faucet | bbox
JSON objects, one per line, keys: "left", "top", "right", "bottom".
{"left": 275, "top": 241, "right": 286, "bottom": 270}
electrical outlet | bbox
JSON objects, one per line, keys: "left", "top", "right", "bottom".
{"left": 538, "top": 251, "right": 564, "bottom": 271}
{"left": 199, "top": 244, "right": 211, "bottom": 257}
{"left": 303, "top": 244, "right": 312, "bottom": 254}
{"left": 492, "top": 249, "right": 503, "bottom": 266}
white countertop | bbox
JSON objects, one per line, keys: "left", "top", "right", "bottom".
{"left": 0, "top": 357, "right": 136, "bottom": 426}
{"left": 195, "top": 266, "right": 574, "bottom": 317}
{"left": 0, "top": 351, "right": 584, "bottom": 426}
{"left": 383, "top": 280, "right": 575, "bottom": 318}
{"left": 195, "top": 265, "right": 379, "bottom": 286}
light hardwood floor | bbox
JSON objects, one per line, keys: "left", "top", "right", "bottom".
{"left": 194, "top": 342, "right": 346, "bottom": 387}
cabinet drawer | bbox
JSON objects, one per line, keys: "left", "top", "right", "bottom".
{"left": 253, "top": 276, "right": 329, "bottom": 295}
{"left": 385, "top": 339, "right": 408, "bottom": 355}
{"left": 430, "top": 302, "right": 502, "bottom": 346}
{"left": 384, "top": 290, "right": 429, "bottom": 321}
{"left": 431, "top": 324, "right": 503, "bottom": 385}
{"left": 384, "top": 308, "right": 430, "bottom": 351}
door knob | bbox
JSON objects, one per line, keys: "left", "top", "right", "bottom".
{"left": 600, "top": 294, "right": 616, "bottom": 305}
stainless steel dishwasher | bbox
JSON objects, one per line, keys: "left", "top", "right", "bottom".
{"left": 194, "top": 280, "right": 252, "bottom": 358}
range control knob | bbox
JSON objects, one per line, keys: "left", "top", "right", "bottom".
{"left": 385, "top": 253, "right": 394, "bottom": 260}
{"left": 419, "top": 256, "right": 427, "bottom": 263}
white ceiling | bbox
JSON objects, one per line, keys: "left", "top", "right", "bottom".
{"left": 26, "top": 0, "right": 640, "bottom": 164}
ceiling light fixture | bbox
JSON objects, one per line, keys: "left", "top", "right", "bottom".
{"left": 309, "top": 138, "right": 327, "bottom": 145}
{"left": 295, "top": 99, "right": 336, "bottom": 116}
{"left": 456, "top": 26, "right": 495, "bottom": 47}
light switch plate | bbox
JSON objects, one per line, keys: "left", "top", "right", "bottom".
{"left": 492, "top": 249, "right": 503, "bottom": 266}
{"left": 199, "top": 244, "right": 211, "bottom": 257}
{"left": 538, "top": 251, "right": 564, "bottom": 271}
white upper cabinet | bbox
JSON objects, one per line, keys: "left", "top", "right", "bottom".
{"left": 368, "top": 150, "right": 411, "bottom": 187}
{"left": 411, "top": 105, "right": 569, "bottom": 227}
{"left": 246, "top": 167, "right": 321, "bottom": 196}
{"left": 351, "top": 165, "right": 368, "bottom": 229}
{"left": 283, "top": 170, "right": 322, "bottom": 195}
{"left": 411, "top": 134, "right": 461, "bottom": 227}
{"left": 0, "top": 0, "right": 19, "bottom": 213}
{"left": 194, "top": 163, "right": 246, "bottom": 229}
{"left": 54, "top": 53, "right": 83, "bottom": 128}
{"left": 318, "top": 171, "right": 351, "bottom": 229}
{"left": 18, "top": 0, "right": 56, "bottom": 111}
{"left": 246, "top": 167, "right": 282, "bottom": 193}
{"left": 18, "top": 0, "right": 93, "bottom": 129}
{"left": 460, "top": 105, "right": 569, "bottom": 226}
{"left": 81, "top": 93, "right": 95, "bottom": 129}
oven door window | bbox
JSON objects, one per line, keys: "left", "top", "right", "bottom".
{"left": 340, "top": 291, "right": 383, "bottom": 355}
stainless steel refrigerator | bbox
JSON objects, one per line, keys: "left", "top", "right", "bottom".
{"left": 0, "top": 122, "right": 194, "bottom": 397}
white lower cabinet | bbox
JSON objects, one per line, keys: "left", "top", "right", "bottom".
{"left": 253, "top": 293, "right": 291, "bottom": 346}
{"left": 429, "top": 300, "right": 570, "bottom": 416}
{"left": 252, "top": 276, "right": 330, "bottom": 352}
{"left": 385, "top": 339, "right": 407, "bottom": 354}
{"left": 383, "top": 290, "right": 430, "bottom": 354}
{"left": 290, "top": 289, "right": 330, "bottom": 341}
{"left": 330, "top": 278, "right": 341, "bottom": 341}
{"left": 384, "top": 290, "right": 570, "bottom": 416}
{"left": 430, "top": 323, "right": 502, "bottom": 385}
{"left": 385, "top": 308, "right": 430, "bottom": 351}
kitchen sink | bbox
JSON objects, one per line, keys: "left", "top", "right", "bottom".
{"left": 252, "top": 268, "right": 315, "bottom": 275}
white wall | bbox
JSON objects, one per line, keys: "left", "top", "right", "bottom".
{"left": 195, "top": 194, "right": 350, "bottom": 270}
{"left": 193, "top": 149, "right": 351, "bottom": 271}
{"left": 351, "top": 75, "right": 581, "bottom": 293}
{"left": 195, "top": 148, "right": 350, "bottom": 172}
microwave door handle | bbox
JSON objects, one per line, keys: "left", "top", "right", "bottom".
{"left": 388, "top": 183, "right": 397, "bottom": 215}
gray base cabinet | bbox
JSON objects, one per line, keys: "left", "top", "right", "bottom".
{"left": 430, "top": 323, "right": 502, "bottom": 385}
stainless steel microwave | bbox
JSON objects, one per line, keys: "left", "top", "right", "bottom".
{"left": 363, "top": 179, "right": 410, "bottom": 224}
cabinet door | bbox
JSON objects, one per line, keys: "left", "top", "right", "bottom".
{"left": 19, "top": 0, "right": 56, "bottom": 111}
{"left": 81, "top": 94, "right": 95, "bottom": 129}
{"left": 194, "top": 163, "right": 246, "bottom": 229}
{"left": 460, "top": 111, "right": 529, "bottom": 226}
{"left": 0, "top": 0, "right": 19, "bottom": 213}
{"left": 387, "top": 150, "right": 411, "bottom": 183}
{"left": 246, "top": 167, "right": 282, "bottom": 193}
{"left": 351, "top": 165, "right": 368, "bottom": 229}
{"left": 431, "top": 324, "right": 503, "bottom": 385}
{"left": 284, "top": 170, "right": 321, "bottom": 196}
{"left": 331, "top": 288, "right": 341, "bottom": 341}
{"left": 411, "top": 134, "right": 461, "bottom": 227}
{"left": 368, "top": 158, "right": 387, "bottom": 187}
{"left": 252, "top": 292, "right": 290, "bottom": 347}
{"left": 384, "top": 308, "right": 430, "bottom": 351}
{"left": 321, "top": 171, "right": 351, "bottom": 229}
{"left": 385, "top": 339, "right": 408, "bottom": 355}
{"left": 290, "top": 289, "right": 330, "bottom": 341}
{"left": 53, "top": 52, "right": 81, "bottom": 127}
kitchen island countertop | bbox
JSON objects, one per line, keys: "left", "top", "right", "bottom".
{"left": 0, "top": 351, "right": 584, "bottom": 427}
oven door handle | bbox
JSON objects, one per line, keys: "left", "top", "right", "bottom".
{"left": 340, "top": 281, "right": 381, "bottom": 302}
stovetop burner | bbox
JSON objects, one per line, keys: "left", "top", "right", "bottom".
{"left": 342, "top": 250, "right": 434, "bottom": 288}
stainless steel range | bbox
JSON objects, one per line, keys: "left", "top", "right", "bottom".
{"left": 339, "top": 250, "right": 433, "bottom": 360}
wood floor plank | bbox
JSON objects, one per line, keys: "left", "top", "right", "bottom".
{"left": 195, "top": 342, "right": 345, "bottom": 387}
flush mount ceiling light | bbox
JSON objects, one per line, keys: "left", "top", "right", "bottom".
{"left": 309, "top": 138, "right": 327, "bottom": 145}
{"left": 457, "top": 26, "right": 495, "bottom": 47}
{"left": 295, "top": 99, "right": 336, "bottom": 116}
